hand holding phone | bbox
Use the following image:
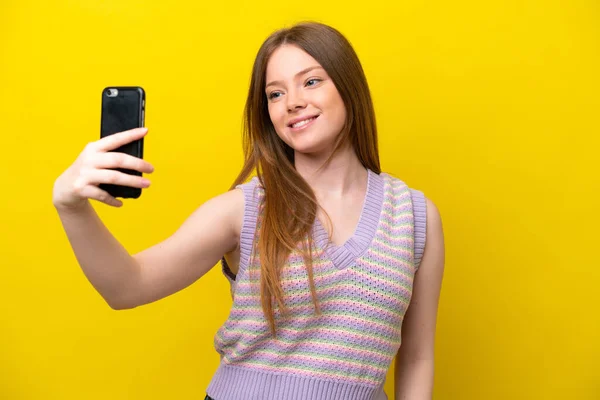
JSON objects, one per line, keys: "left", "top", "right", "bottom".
{"left": 99, "top": 86, "right": 146, "bottom": 199}
{"left": 51, "top": 86, "right": 152, "bottom": 210}
{"left": 52, "top": 127, "right": 153, "bottom": 210}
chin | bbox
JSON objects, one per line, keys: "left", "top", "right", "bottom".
{"left": 279, "top": 129, "right": 338, "bottom": 156}
{"left": 288, "top": 140, "right": 334, "bottom": 157}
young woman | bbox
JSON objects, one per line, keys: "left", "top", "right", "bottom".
{"left": 53, "top": 22, "right": 445, "bottom": 400}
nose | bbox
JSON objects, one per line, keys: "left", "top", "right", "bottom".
{"left": 286, "top": 88, "right": 306, "bottom": 112}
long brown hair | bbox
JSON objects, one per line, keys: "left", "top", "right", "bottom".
{"left": 229, "top": 21, "right": 381, "bottom": 337}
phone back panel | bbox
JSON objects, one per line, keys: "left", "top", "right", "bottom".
{"left": 100, "top": 86, "right": 145, "bottom": 199}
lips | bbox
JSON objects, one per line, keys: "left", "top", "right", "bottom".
{"left": 288, "top": 114, "right": 319, "bottom": 128}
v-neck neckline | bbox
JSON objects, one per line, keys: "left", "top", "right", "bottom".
{"left": 312, "top": 169, "right": 385, "bottom": 270}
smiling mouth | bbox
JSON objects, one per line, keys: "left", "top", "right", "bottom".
{"left": 289, "top": 115, "right": 319, "bottom": 129}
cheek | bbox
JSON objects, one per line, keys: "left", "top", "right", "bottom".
{"left": 267, "top": 103, "right": 288, "bottom": 139}
{"left": 319, "top": 86, "right": 344, "bottom": 114}
{"left": 326, "top": 92, "right": 346, "bottom": 127}
{"left": 268, "top": 103, "right": 284, "bottom": 126}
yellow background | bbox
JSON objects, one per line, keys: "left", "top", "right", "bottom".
{"left": 1, "top": 0, "right": 598, "bottom": 399}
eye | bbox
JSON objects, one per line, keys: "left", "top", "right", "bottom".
{"left": 268, "top": 91, "right": 282, "bottom": 100}
{"left": 306, "top": 78, "right": 322, "bottom": 87}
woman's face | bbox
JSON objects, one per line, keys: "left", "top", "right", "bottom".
{"left": 265, "top": 44, "right": 347, "bottom": 156}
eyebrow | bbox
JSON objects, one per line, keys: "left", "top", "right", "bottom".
{"left": 265, "top": 66, "right": 324, "bottom": 89}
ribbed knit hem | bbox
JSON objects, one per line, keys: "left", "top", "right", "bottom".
{"left": 206, "top": 363, "right": 383, "bottom": 400}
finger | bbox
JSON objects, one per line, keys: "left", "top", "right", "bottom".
{"left": 78, "top": 185, "right": 123, "bottom": 207}
{"left": 96, "top": 127, "right": 148, "bottom": 152}
{"left": 94, "top": 152, "right": 154, "bottom": 174}
{"left": 85, "top": 169, "right": 151, "bottom": 189}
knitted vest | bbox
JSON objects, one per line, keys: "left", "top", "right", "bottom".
{"left": 207, "top": 169, "right": 427, "bottom": 400}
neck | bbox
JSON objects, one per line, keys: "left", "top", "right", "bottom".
{"left": 293, "top": 144, "right": 368, "bottom": 201}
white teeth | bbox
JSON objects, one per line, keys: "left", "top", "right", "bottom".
{"left": 292, "top": 117, "right": 315, "bottom": 128}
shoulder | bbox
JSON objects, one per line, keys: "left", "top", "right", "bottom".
{"left": 223, "top": 176, "right": 263, "bottom": 239}
{"left": 200, "top": 186, "right": 245, "bottom": 239}
{"left": 235, "top": 176, "right": 264, "bottom": 200}
{"left": 422, "top": 196, "right": 444, "bottom": 271}
{"left": 378, "top": 171, "right": 424, "bottom": 206}
{"left": 378, "top": 170, "right": 443, "bottom": 264}
{"left": 378, "top": 171, "right": 414, "bottom": 194}
{"left": 424, "top": 197, "right": 441, "bottom": 228}
{"left": 378, "top": 171, "right": 436, "bottom": 215}
{"left": 424, "top": 197, "right": 443, "bottom": 240}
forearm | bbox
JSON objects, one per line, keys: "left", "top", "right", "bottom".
{"left": 55, "top": 201, "right": 140, "bottom": 309}
{"left": 394, "top": 356, "right": 434, "bottom": 400}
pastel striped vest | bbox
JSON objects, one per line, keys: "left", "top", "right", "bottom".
{"left": 207, "top": 169, "right": 427, "bottom": 400}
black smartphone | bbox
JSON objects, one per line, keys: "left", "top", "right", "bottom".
{"left": 99, "top": 86, "right": 146, "bottom": 199}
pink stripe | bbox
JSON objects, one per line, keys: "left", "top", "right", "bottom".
{"left": 350, "top": 268, "right": 413, "bottom": 295}
{"left": 242, "top": 310, "right": 399, "bottom": 337}
{"left": 245, "top": 349, "right": 387, "bottom": 376}
{"left": 378, "top": 219, "right": 413, "bottom": 232}
{"left": 379, "top": 210, "right": 413, "bottom": 223}
{"left": 223, "top": 318, "right": 401, "bottom": 348}
{"left": 371, "top": 235, "right": 414, "bottom": 257}
{"left": 355, "top": 252, "right": 413, "bottom": 279}
{"left": 233, "top": 281, "right": 410, "bottom": 310}
{"left": 220, "top": 326, "right": 398, "bottom": 366}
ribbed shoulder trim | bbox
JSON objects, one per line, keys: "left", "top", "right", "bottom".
{"left": 410, "top": 189, "right": 427, "bottom": 270}
{"left": 236, "top": 177, "right": 262, "bottom": 279}
{"left": 220, "top": 177, "right": 262, "bottom": 294}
